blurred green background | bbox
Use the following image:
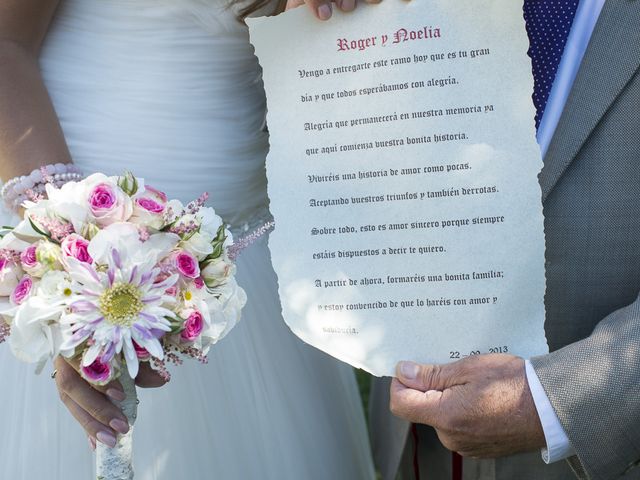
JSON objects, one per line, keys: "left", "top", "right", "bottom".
{"left": 356, "top": 369, "right": 372, "bottom": 423}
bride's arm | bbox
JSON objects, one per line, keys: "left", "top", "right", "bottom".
{"left": 0, "top": 0, "right": 134, "bottom": 449}
{"left": 0, "top": 0, "right": 71, "bottom": 180}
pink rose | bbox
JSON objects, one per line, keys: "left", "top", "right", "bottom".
{"left": 173, "top": 251, "right": 200, "bottom": 279}
{"left": 133, "top": 341, "right": 151, "bottom": 360}
{"left": 145, "top": 186, "right": 168, "bottom": 203}
{"left": 20, "top": 245, "right": 38, "bottom": 268}
{"left": 80, "top": 357, "right": 114, "bottom": 386}
{"left": 88, "top": 182, "right": 133, "bottom": 226}
{"left": 194, "top": 277, "right": 205, "bottom": 290}
{"left": 61, "top": 234, "right": 93, "bottom": 264}
{"left": 11, "top": 276, "right": 33, "bottom": 305}
{"left": 136, "top": 197, "right": 164, "bottom": 213}
{"left": 20, "top": 242, "right": 60, "bottom": 277}
{"left": 181, "top": 310, "right": 204, "bottom": 342}
{"left": 132, "top": 186, "right": 168, "bottom": 229}
{"left": 136, "top": 185, "right": 167, "bottom": 212}
{"left": 89, "top": 183, "right": 116, "bottom": 210}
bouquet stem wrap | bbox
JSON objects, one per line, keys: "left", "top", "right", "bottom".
{"left": 96, "top": 371, "right": 138, "bottom": 480}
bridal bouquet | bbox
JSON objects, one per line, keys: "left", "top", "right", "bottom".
{"left": 0, "top": 171, "right": 246, "bottom": 479}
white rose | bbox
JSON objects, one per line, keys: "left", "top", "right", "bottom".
{"left": 9, "top": 296, "right": 65, "bottom": 364}
{"left": 201, "top": 258, "right": 235, "bottom": 287}
{"left": 182, "top": 231, "right": 214, "bottom": 260}
{"left": 196, "top": 207, "right": 223, "bottom": 238}
{"left": 36, "top": 241, "right": 63, "bottom": 269}
{"left": 203, "top": 278, "right": 246, "bottom": 346}
{"left": 0, "top": 257, "right": 23, "bottom": 296}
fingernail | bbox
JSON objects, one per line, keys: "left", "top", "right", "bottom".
{"left": 341, "top": 0, "right": 356, "bottom": 10}
{"left": 317, "top": 3, "right": 332, "bottom": 20}
{"left": 109, "top": 418, "right": 129, "bottom": 435}
{"left": 106, "top": 388, "right": 126, "bottom": 402}
{"left": 399, "top": 361, "right": 420, "bottom": 380}
{"left": 88, "top": 436, "right": 96, "bottom": 451}
{"left": 96, "top": 431, "right": 117, "bottom": 448}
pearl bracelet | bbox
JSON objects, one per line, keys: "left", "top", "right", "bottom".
{"left": 1, "top": 163, "right": 83, "bottom": 213}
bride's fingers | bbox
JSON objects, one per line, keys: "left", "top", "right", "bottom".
{"left": 307, "top": 0, "right": 333, "bottom": 19}
{"left": 286, "top": 0, "right": 379, "bottom": 17}
{"left": 285, "top": 0, "right": 305, "bottom": 10}
{"left": 59, "top": 355, "right": 125, "bottom": 401}
{"left": 54, "top": 358, "right": 130, "bottom": 437}
{"left": 59, "top": 391, "right": 117, "bottom": 448}
{"left": 135, "top": 361, "right": 167, "bottom": 388}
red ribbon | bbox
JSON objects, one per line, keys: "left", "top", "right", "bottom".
{"left": 411, "top": 425, "right": 463, "bottom": 480}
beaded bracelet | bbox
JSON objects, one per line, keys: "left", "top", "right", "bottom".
{"left": 1, "top": 163, "right": 83, "bottom": 213}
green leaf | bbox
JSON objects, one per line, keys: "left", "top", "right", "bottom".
{"left": 215, "top": 224, "right": 227, "bottom": 243}
{"left": 28, "top": 216, "right": 52, "bottom": 240}
{"left": 209, "top": 242, "right": 224, "bottom": 260}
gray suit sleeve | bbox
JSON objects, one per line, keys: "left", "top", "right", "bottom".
{"left": 531, "top": 294, "right": 640, "bottom": 480}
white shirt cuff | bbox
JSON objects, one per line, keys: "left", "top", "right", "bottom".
{"left": 524, "top": 359, "right": 576, "bottom": 463}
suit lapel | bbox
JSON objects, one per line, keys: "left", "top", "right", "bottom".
{"left": 540, "top": 0, "right": 640, "bottom": 201}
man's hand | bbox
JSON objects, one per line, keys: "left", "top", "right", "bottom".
{"left": 285, "top": 0, "right": 380, "bottom": 21}
{"left": 54, "top": 356, "right": 166, "bottom": 448}
{"left": 390, "top": 354, "right": 546, "bottom": 458}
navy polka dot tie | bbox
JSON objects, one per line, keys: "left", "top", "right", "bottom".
{"left": 523, "top": 0, "right": 580, "bottom": 128}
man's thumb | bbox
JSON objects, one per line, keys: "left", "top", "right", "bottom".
{"left": 396, "top": 361, "right": 461, "bottom": 392}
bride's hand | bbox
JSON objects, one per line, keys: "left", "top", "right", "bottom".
{"left": 286, "top": 0, "right": 381, "bottom": 21}
{"left": 54, "top": 356, "right": 166, "bottom": 448}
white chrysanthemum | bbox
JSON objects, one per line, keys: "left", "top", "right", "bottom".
{"left": 60, "top": 223, "right": 180, "bottom": 378}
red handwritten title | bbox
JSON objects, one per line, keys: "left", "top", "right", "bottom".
{"left": 337, "top": 26, "right": 442, "bottom": 52}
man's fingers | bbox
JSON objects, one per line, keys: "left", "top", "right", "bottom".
{"left": 389, "top": 377, "right": 442, "bottom": 425}
{"left": 135, "top": 362, "right": 167, "bottom": 388}
{"left": 396, "top": 360, "right": 463, "bottom": 392}
{"left": 55, "top": 359, "right": 130, "bottom": 436}
{"left": 59, "top": 392, "right": 117, "bottom": 448}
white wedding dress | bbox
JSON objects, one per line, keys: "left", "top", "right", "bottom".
{"left": 0, "top": 1, "right": 375, "bottom": 478}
